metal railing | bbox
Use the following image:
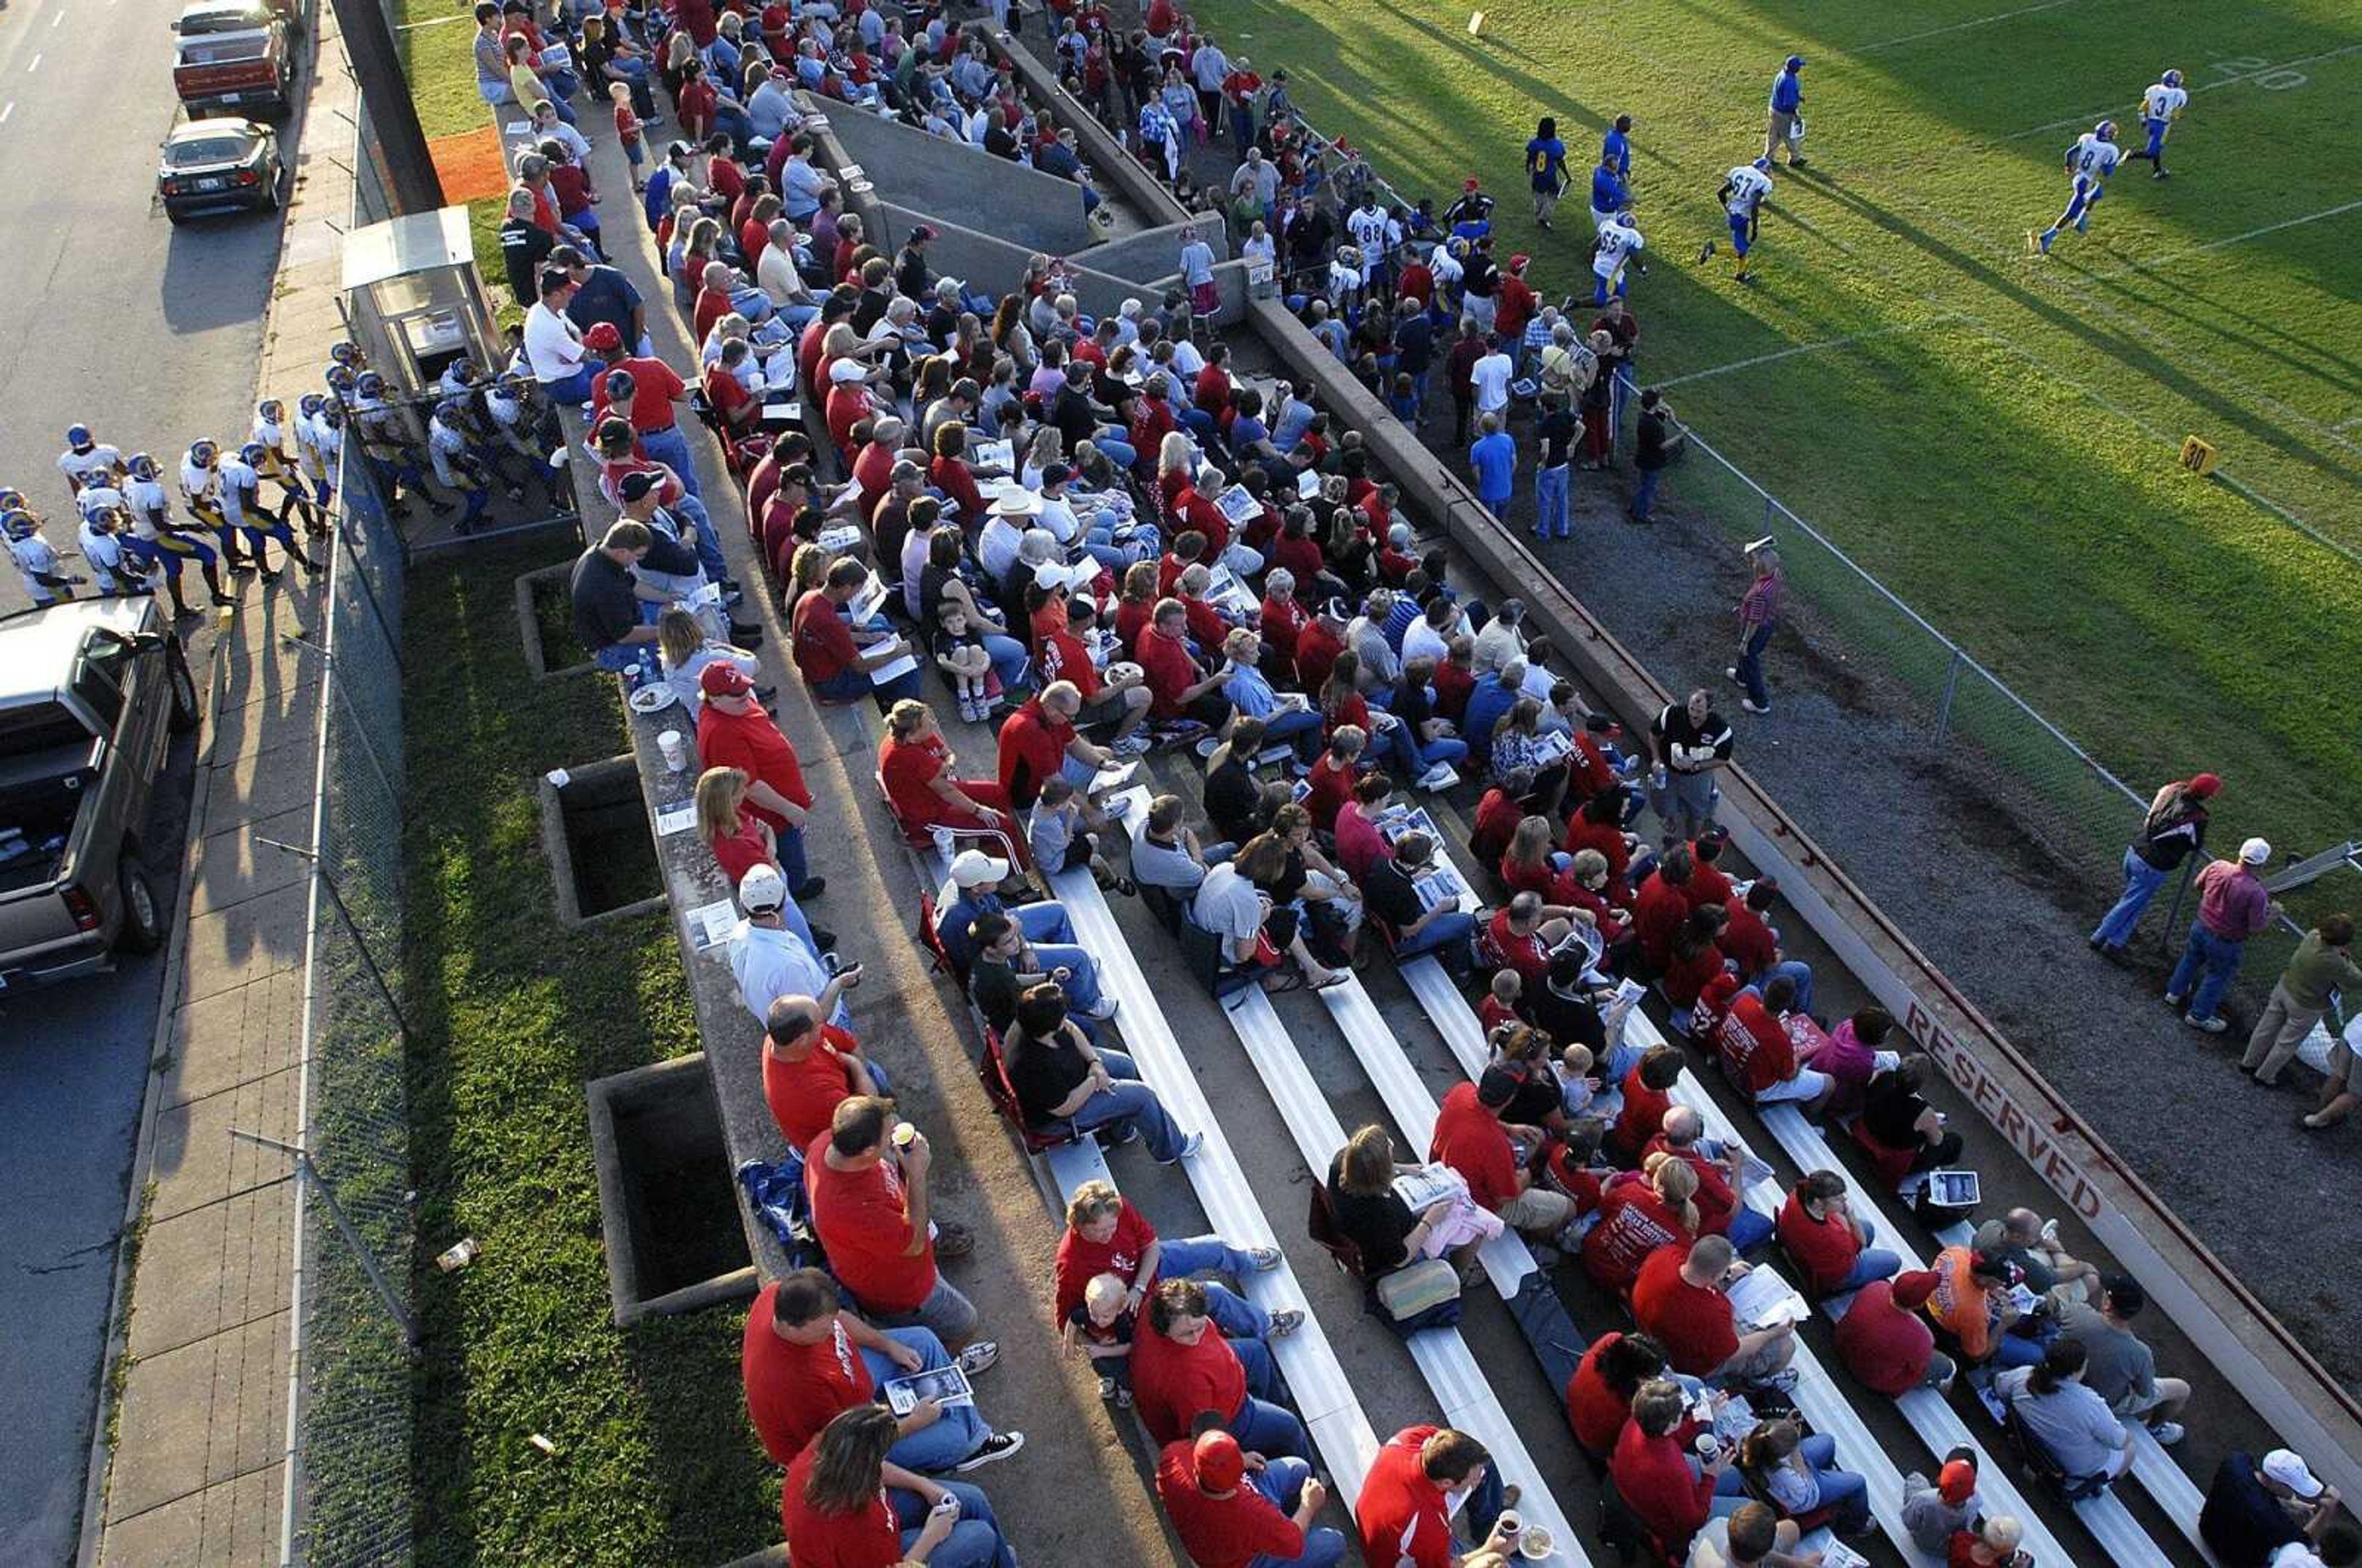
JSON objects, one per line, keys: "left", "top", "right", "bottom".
{"left": 275, "top": 442, "right": 415, "bottom": 1568}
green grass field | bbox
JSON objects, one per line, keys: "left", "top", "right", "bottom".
{"left": 1199, "top": 0, "right": 2362, "bottom": 862}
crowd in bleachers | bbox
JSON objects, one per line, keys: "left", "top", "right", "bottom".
{"left": 506, "top": 0, "right": 2362, "bottom": 1563}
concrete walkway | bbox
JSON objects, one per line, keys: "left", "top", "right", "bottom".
{"left": 81, "top": 12, "right": 362, "bottom": 1564}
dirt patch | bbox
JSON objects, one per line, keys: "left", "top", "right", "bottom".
{"left": 427, "top": 125, "right": 509, "bottom": 205}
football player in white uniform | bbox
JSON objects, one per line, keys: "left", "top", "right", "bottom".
{"left": 2129, "top": 68, "right": 2187, "bottom": 179}
{"left": 2033, "top": 121, "right": 2123, "bottom": 255}
{"left": 1698, "top": 158, "right": 1775, "bottom": 284}
{"left": 1592, "top": 208, "right": 1647, "bottom": 305}
{"left": 6, "top": 504, "right": 79, "bottom": 606}
{"left": 55, "top": 424, "right": 124, "bottom": 501}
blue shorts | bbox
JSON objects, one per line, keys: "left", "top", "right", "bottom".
{"left": 2142, "top": 116, "right": 2169, "bottom": 153}
{"left": 1728, "top": 213, "right": 1752, "bottom": 255}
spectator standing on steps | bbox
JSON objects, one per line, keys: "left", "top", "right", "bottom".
{"left": 2243, "top": 915, "right": 2362, "bottom": 1086}
{"left": 1728, "top": 542, "right": 1782, "bottom": 715}
{"left": 1648, "top": 688, "right": 1733, "bottom": 847}
{"left": 2166, "top": 837, "right": 2278, "bottom": 1033}
{"left": 1629, "top": 389, "right": 1682, "bottom": 523}
{"left": 2090, "top": 773, "right": 2217, "bottom": 960}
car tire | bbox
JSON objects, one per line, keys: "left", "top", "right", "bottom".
{"left": 166, "top": 207, "right": 190, "bottom": 226}
{"left": 115, "top": 858, "right": 166, "bottom": 955}
{"left": 167, "top": 643, "right": 201, "bottom": 733}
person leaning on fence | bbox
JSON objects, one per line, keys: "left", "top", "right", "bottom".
{"left": 2090, "top": 772, "right": 2219, "bottom": 959}
{"left": 2241, "top": 913, "right": 2362, "bottom": 1089}
{"left": 2166, "top": 836, "right": 2280, "bottom": 1033}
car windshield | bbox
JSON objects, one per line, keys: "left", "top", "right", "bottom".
{"left": 178, "top": 5, "right": 270, "bottom": 31}
{"left": 167, "top": 135, "right": 250, "bottom": 165}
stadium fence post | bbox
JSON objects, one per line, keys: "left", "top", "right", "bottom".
{"left": 1933, "top": 648, "right": 1964, "bottom": 746}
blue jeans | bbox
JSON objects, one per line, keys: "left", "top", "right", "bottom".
{"left": 1260, "top": 704, "right": 1324, "bottom": 758}
{"left": 1837, "top": 1244, "right": 1903, "bottom": 1293}
{"left": 1727, "top": 1204, "right": 1775, "bottom": 1254}
{"left": 1179, "top": 407, "right": 1220, "bottom": 440}
{"left": 815, "top": 664, "right": 921, "bottom": 704}
{"left": 1404, "top": 731, "right": 1469, "bottom": 775}
{"left": 862, "top": 1327, "right": 992, "bottom": 1471}
{"left": 1631, "top": 465, "right": 1662, "bottom": 520}
{"left": 639, "top": 424, "right": 702, "bottom": 500}
{"left": 2092, "top": 848, "right": 2168, "bottom": 950}
{"left": 1736, "top": 621, "right": 1773, "bottom": 707}
{"left": 1029, "top": 942, "right": 1107, "bottom": 1014}
{"left": 883, "top": 1481, "right": 1016, "bottom": 1568}
{"left": 982, "top": 631, "right": 1030, "bottom": 691}
{"left": 2168, "top": 923, "right": 2245, "bottom": 1021}
{"left": 1224, "top": 1336, "right": 1309, "bottom": 1460}
{"left": 1013, "top": 902, "right": 1076, "bottom": 945}
{"left": 1534, "top": 462, "right": 1570, "bottom": 538}
{"left": 1793, "top": 1433, "right": 1871, "bottom": 1534}
{"left": 1156, "top": 1237, "right": 1272, "bottom": 1338}
{"left": 776, "top": 822, "right": 811, "bottom": 896}
{"left": 1743, "top": 959, "right": 1815, "bottom": 1020}
{"left": 542, "top": 365, "right": 597, "bottom": 405}
{"left": 1247, "top": 1457, "right": 1348, "bottom": 1567}
{"left": 1397, "top": 910, "right": 1478, "bottom": 960}
{"left": 1070, "top": 1048, "right": 1189, "bottom": 1160}
{"left": 1093, "top": 429, "right": 1139, "bottom": 468}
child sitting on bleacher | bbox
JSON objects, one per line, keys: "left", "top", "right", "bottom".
{"left": 1065, "top": 1272, "right": 1137, "bottom": 1407}
{"left": 1552, "top": 1043, "right": 1599, "bottom": 1118}
{"left": 935, "top": 601, "right": 998, "bottom": 723}
{"left": 1479, "top": 969, "right": 1522, "bottom": 1035}
{"left": 1028, "top": 776, "right": 1136, "bottom": 896}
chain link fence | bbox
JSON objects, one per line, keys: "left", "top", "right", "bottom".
{"left": 280, "top": 442, "right": 416, "bottom": 1567}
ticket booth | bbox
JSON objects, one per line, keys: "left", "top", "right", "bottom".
{"left": 340, "top": 206, "right": 501, "bottom": 396}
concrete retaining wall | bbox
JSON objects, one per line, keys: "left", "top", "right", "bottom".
{"left": 1085, "top": 218, "right": 1228, "bottom": 283}
{"left": 817, "top": 98, "right": 1092, "bottom": 254}
{"left": 872, "top": 203, "right": 1141, "bottom": 322}
{"left": 971, "top": 23, "right": 1193, "bottom": 231}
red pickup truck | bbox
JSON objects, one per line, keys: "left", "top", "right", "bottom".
{"left": 172, "top": 0, "right": 293, "bottom": 119}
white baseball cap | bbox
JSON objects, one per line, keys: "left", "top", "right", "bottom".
{"left": 2240, "top": 837, "right": 2273, "bottom": 865}
{"left": 738, "top": 863, "right": 787, "bottom": 912}
{"left": 2262, "top": 1449, "right": 2324, "bottom": 1500}
{"left": 827, "top": 358, "right": 868, "bottom": 383}
{"left": 950, "top": 850, "right": 1010, "bottom": 888}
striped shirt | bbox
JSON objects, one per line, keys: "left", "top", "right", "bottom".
{"left": 1739, "top": 571, "right": 1784, "bottom": 627}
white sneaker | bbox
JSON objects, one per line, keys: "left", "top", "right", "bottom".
{"left": 1084, "top": 995, "right": 1120, "bottom": 1021}
{"left": 1112, "top": 732, "right": 1153, "bottom": 757}
{"left": 2148, "top": 1421, "right": 2185, "bottom": 1446}
{"left": 956, "top": 1340, "right": 1000, "bottom": 1376}
{"left": 1103, "top": 794, "right": 1133, "bottom": 818}
{"left": 1169, "top": 1131, "right": 1204, "bottom": 1162}
{"left": 1741, "top": 698, "right": 1771, "bottom": 715}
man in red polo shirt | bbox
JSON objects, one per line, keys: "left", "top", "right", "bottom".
{"left": 805, "top": 1098, "right": 977, "bottom": 1346}
{"left": 1130, "top": 1280, "right": 1303, "bottom": 1457}
{"left": 793, "top": 556, "right": 920, "bottom": 704}
{"left": 1155, "top": 1428, "right": 1343, "bottom": 1568}
{"left": 740, "top": 1267, "right": 1016, "bottom": 1471}
{"left": 696, "top": 662, "right": 824, "bottom": 899}
{"left": 1293, "top": 600, "right": 1349, "bottom": 697}
{"left": 1138, "top": 599, "right": 1233, "bottom": 726}
{"left": 1834, "top": 1268, "right": 1952, "bottom": 1396}
{"left": 761, "top": 995, "right": 885, "bottom": 1152}
{"left": 1431, "top": 1067, "right": 1573, "bottom": 1243}
{"left": 1715, "top": 974, "right": 1830, "bottom": 1109}
{"left": 1353, "top": 1425, "right": 1516, "bottom": 1568}
{"left": 1037, "top": 602, "right": 1153, "bottom": 752}
{"left": 1776, "top": 1169, "right": 1900, "bottom": 1297}
{"left": 1632, "top": 1235, "right": 1795, "bottom": 1383}
{"left": 823, "top": 356, "right": 881, "bottom": 456}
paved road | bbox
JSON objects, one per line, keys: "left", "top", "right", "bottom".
{"left": 0, "top": 0, "right": 293, "bottom": 1558}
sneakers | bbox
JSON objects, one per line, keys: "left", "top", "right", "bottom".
{"left": 1083, "top": 995, "right": 1121, "bottom": 1021}
{"left": 1266, "top": 1308, "right": 1305, "bottom": 1338}
{"left": 1103, "top": 794, "right": 1133, "bottom": 819}
{"left": 1111, "top": 731, "right": 1153, "bottom": 757}
{"left": 958, "top": 696, "right": 987, "bottom": 724}
{"left": 2184, "top": 1012, "right": 2227, "bottom": 1034}
{"left": 934, "top": 1221, "right": 976, "bottom": 1259}
{"left": 955, "top": 1432, "right": 1025, "bottom": 1472}
{"left": 1164, "top": 1131, "right": 1205, "bottom": 1163}
{"left": 956, "top": 1341, "right": 1000, "bottom": 1376}
{"left": 1097, "top": 1374, "right": 1132, "bottom": 1407}
{"left": 1696, "top": 239, "right": 1716, "bottom": 263}
{"left": 1725, "top": 666, "right": 1742, "bottom": 685}
{"left": 1414, "top": 762, "right": 1458, "bottom": 791}
{"left": 2161, "top": 991, "right": 2186, "bottom": 1009}
{"left": 1741, "top": 698, "right": 1770, "bottom": 714}
{"left": 2149, "top": 1421, "right": 2186, "bottom": 1446}
{"left": 1246, "top": 1246, "right": 1283, "bottom": 1272}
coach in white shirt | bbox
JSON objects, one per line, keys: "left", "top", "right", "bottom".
{"left": 522, "top": 269, "right": 596, "bottom": 402}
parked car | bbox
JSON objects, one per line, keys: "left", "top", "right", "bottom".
{"left": 157, "top": 117, "right": 285, "bottom": 224}
{"left": 171, "top": 0, "right": 293, "bottom": 118}
{"left": 0, "top": 600, "right": 201, "bottom": 992}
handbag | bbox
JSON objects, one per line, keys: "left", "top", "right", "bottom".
{"left": 1374, "top": 1256, "right": 1461, "bottom": 1323}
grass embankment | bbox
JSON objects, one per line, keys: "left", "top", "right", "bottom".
{"left": 404, "top": 540, "right": 777, "bottom": 1564}
{"left": 394, "top": 0, "right": 521, "bottom": 321}
{"left": 1195, "top": 0, "right": 2362, "bottom": 880}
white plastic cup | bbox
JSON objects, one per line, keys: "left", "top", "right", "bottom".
{"left": 658, "top": 729, "right": 686, "bottom": 771}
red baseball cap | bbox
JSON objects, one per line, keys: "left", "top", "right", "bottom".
{"left": 1463, "top": 176, "right": 1481, "bottom": 191}
{"left": 1939, "top": 1458, "right": 1978, "bottom": 1504}
{"left": 583, "top": 322, "right": 624, "bottom": 352}
{"left": 1890, "top": 1269, "right": 1941, "bottom": 1310}
{"left": 2187, "top": 772, "right": 2222, "bottom": 797}
{"left": 1191, "top": 1430, "right": 1245, "bottom": 1490}
{"left": 700, "top": 663, "right": 755, "bottom": 698}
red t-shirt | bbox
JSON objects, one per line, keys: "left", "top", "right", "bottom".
{"left": 590, "top": 356, "right": 686, "bottom": 432}
{"left": 1137, "top": 626, "right": 1203, "bottom": 719}
{"left": 742, "top": 1285, "right": 875, "bottom": 1465}
{"left": 1834, "top": 1278, "right": 1936, "bottom": 1395}
{"left": 693, "top": 284, "right": 736, "bottom": 348}
{"left": 1155, "top": 1439, "right": 1305, "bottom": 1568}
{"left": 1582, "top": 1170, "right": 1692, "bottom": 1293}
{"left": 698, "top": 706, "right": 811, "bottom": 834}
{"left": 1428, "top": 1081, "right": 1517, "bottom": 1214}
{"left": 1485, "top": 909, "right": 1553, "bottom": 986}
{"left": 1192, "top": 365, "right": 1231, "bottom": 416}
{"left": 1115, "top": 597, "right": 1155, "bottom": 657}
{"left": 1778, "top": 1191, "right": 1862, "bottom": 1295}
{"left": 1634, "top": 870, "right": 1689, "bottom": 968}
{"left": 929, "top": 454, "right": 987, "bottom": 524}
{"left": 850, "top": 440, "right": 898, "bottom": 517}
{"left": 1716, "top": 993, "right": 1796, "bottom": 1097}
{"left": 804, "top": 1136, "right": 935, "bottom": 1312}
{"left": 827, "top": 385, "right": 875, "bottom": 456}
{"left": 677, "top": 78, "right": 719, "bottom": 139}
{"left": 1660, "top": 942, "right": 1727, "bottom": 1011}
{"left": 1131, "top": 1318, "right": 1247, "bottom": 1446}
{"left": 1431, "top": 659, "right": 1474, "bottom": 725}
{"left": 1685, "top": 856, "right": 1736, "bottom": 913}
{"left": 1630, "top": 1245, "right": 1738, "bottom": 1375}
{"left": 704, "top": 364, "right": 758, "bottom": 427}
{"left": 1561, "top": 813, "right": 1632, "bottom": 890}
{"left": 1302, "top": 754, "right": 1354, "bottom": 834}
{"left": 1293, "top": 621, "right": 1345, "bottom": 698}
{"left": 764, "top": 1025, "right": 865, "bottom": 1152}
{"left": 1720, "top": 898, "right": 1778, "bottom": 976}
{"left": 792, "top": 591, "right": 860, "bottom": 685}
{"left": 1566, "top": 1332, "right": 1637, "bottom": 1458}
{"left": 1610, "top": 1420, "right": 1715, "bottom": 1553}
{"left": 1037, "top": 627, "right": 1103, "bottom": 702}
{"left": 1353, "top": 1426, "right": 1455, "bottom": 1568}
{"left": 1607, "top": 1064, "right": 1674, "bottom": 1163}
{"left": 779, "top": 1442, "right": 899, "bottom": 1568}
{"left": 709, "top": 806, "right": 771, "bottom": 888}
{"left": 1053, "top": 1198, "right": 1157, "bottom": 1324}
{"left": 878, "top": 732, "right": 952, "bottom": 829}
{"left": 996, "top": 699, "right": 1075, "bottom": 810}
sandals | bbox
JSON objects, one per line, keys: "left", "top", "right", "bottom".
{"left": 1093, "top": 872, "right": 1139, "bottom": 897}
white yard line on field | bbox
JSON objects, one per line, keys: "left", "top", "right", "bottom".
{"left": 27, "top": 53, "right": 41, "bottom": 73}
{"left": 1656, "top": 319, "right": 1953, "bottom": 387}
{"left": 0, "top": 101, "right": 13, "bottom": 124}
{"left": 1851, "top": 0, "right": 2088, "bottom": 55}
{"left": 1997, "top": 41, "right": 2362, "bottom": 143}
{"left": 2075, "top": 197, "right": 2362, "bottom": 285}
